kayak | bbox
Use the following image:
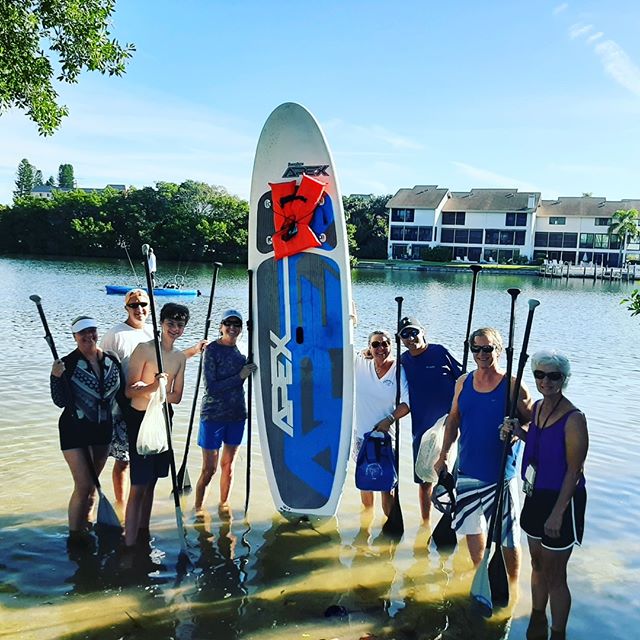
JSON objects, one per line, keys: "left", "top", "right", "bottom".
{"left": 105, "top": 285, "right": 201, "bottom": 296}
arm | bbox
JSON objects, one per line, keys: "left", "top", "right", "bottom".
{"left": 166, "top": 354, "right": 186, "bottom": 405}
{"left": 125, "top": 343, "right": 163, "bottom": 399}
{"left": 182, "top": 339, "right": 208, "bottom": 360}
{"left": 50, "top": 359, "right": 69, "bottom": 408}
{"left": 373, "top": 364, "right": 410, "bottom": 432}
{"left": 434, "top": 373, "right": 466, "bottom": 475}
{"left": 203, "top": 347, "right": 247, "bottom": 393}
{"left": 545, "top": 411, "right": 589, "bottom": 537}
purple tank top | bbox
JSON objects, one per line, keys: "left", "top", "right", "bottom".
{"left": 521, "top": 401, "right": 586, "bottom": 491}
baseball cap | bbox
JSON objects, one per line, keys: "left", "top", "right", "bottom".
{"left": 124, "top": 289, "right": 149, "bottom": 305}
{"left": 221, "top": 309, "right": 243, "bottom": 322}
{"left": 398, "top": 317, "right": 422, "bottom": 332}
{"left": 71, "top": 316, "right": 98, "bottom": 333}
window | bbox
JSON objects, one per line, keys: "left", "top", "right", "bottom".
{"left": 563, "top": 233, "right": 577, "bottom": 248}
{"left": 391, "top": 208, "right": 414, "bottom": 223}
{"left": 485, "top": 229, "right": 500, "bottom": 244}
{"left": 548, "top": 233, "right": 563, "bottom": 248}
{"left": 549, "top": 217, "right": 566, "bottom": 225}
{"left": 609, "top": 234, "right": 621, "bottom": 250}
{"left": 454, "top": 229, "right": 469, "bottom": 243}
{"left": 535, "top": 232, "right": 548, "bottom": 247}
{"left": 418, "top": 226, "right": 433, "bottom": 242}
{"left": 469, "top": 229, "right": 483, "bottom": 244}
{"left": 499, "top": 230, "right": 514, "bottom": 245}
{"left": 468, "top": 247, "right": 482, "bottom": 262}
{"left": 579, "top": 233, "right": 594, "bottom": 248}
{"left": 595, "top": 217, "right": 611, "bottom": 226}
{"left": 390, "top": 225, "right": 404, "bottom": 241}
{"left": 441, "top": 228, "right": 454, "bottom": 243}
{"left": 594, "top": 234, "right": 609, "bottom": 249}
{"left": 514, "top": 230, "right": 526, "bottom": 246}
{"left": 484, "top": 249, "right": 497, "bottom": 262}
{"left": 505, "top": 212, "right": 528, "bottom": 226}
{"left": 404, "top": 226, "right": 418, "bottom": 241}
{"left": 442, "top": 211, "right": 466, "bottom": 225}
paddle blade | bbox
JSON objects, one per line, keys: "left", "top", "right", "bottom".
{"left": 175, "top": 504, "right": 189, "bottom": 555}
{"left": 432, "top": 512, "right": 457, "bottom": 551}
{"left": 488, "top": 546, "right": 510, "bottom": 608}
{"left": 174, "top": 465, "right": 192, "bottom": 496}
{"left": 471, "top": 551, "right": 493, "bottom": 616}
{"left": 96, "top": 490, "right": 123, "bottom": 532}
{"left": 381, "top": 494, "right": 404, "bottom": 538}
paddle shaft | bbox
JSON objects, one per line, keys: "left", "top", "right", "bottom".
{"left": 461, "top": 265, "right": 482, "bottom": 373}
{"left": 176, "top": 261, "right": 222, "bottom": 490}
{"left": 244, "top": 269, "right": 254, "bottom": 515}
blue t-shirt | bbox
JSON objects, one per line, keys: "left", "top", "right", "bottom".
{"left": 200, "top": 340, "right": 248, "bottom": 422}
{"left": 458, "top": 372, "right": 521, "bottom": 483}
{"left": 400, "top": 343, "right": 462, "bottom": 442}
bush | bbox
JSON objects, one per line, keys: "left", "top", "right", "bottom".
{"left": 420, "top": 246, "right": 452, "bottom": 262}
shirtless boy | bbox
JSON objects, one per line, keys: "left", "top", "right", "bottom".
{"left": 124, "top": 302, "right": 189, "bottom": 548}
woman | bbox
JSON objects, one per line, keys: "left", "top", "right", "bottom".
{"left": 194, "top": 309, "right": 257, "bottom": 517}
{"left": 505, "top": 350, "right": 588, "bottom": 640}
{"left": 50, "top": 316, "right": 123, "bottom": 542}
{"left": 353, "top": 330, "right": 409, "bottom": 516}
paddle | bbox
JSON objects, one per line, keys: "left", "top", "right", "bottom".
{"left": 461, "top": 264, "right": 482, "bottom": 373}
{"left": 431, "top": 470, "right": 457, "bottom": 549}
{"left": 486, "top": 287, "right": 520, "bottom": 608}
{"left": 118, "top": 238, "right": 141, "bottom": 287}
{"left": 141, "top": 244, "right": 188, "bottom": 554}
{"left": 175, "top": 261, "right": 222, "bottom": 495}
{"left": 382, "top": 296, "right": 404, "bottom": 537}
{"left": 29, "top": 294, "right": 122, "bottom": 532}
{"left": 244, "top": 269, "right": 255, "bottom": 516}
{"left": 471, "top": 296, "right": 540, "bottom": 615}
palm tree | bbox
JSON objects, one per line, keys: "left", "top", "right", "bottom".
{"left": 608, "top": 208, "right": 640, "bottom": 267}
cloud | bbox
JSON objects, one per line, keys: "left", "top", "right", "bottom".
{"left": 553, "top": 3, "right": 569, "bottom": 16}
{"left": 324, "top": 118, "right": 423, "bottom": 151}
{"left": 569, "top": 23, "right": 593, "bottom": 39}
{"left": 587, "top": 31, "right": 603, "bottom": 44}
{"left": 452, "top": 161, "right": 542, "bottom": 193}
{"left": 593, "top": 40, "right": 640, "bottom": 97}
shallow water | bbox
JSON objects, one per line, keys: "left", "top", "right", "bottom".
{"left": 0, "top": 256, "right": 638, "bottom": 639}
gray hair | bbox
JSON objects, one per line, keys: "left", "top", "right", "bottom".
{"left": 368, "top": 329, "right": 392, "bottom": 344}
{"left": 531, "top": 350, "right": 571, "bottom": 388}
{"left": 469, "top": 327, "right": 503, "bottom": 355}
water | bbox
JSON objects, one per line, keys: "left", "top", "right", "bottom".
{"left": 1, "top": 256, "right": 638, "bottom": 639}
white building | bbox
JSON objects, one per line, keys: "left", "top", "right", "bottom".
{"left": 30, "top": 184, "right": 126, "bottom": 199}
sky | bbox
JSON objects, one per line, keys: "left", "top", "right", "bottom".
{"left": 2, "top": 0, "right": 640, "bottom": 206}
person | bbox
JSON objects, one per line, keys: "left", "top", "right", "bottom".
{"left": 194, "top": 309, "right": 257, "bottom": 517}
{"left": 502, "top": 351, "right": 588, "bottom": 640}
{"left": 147, "top": 248, "right": 157, "bottom": 288}
{"left": 123, "top": 302, "right": 189, "bottom": 548}
{"left": 353, "top": 330, "right": 410, "bottom": 517}
{"left": 398, "top": 317, "right": 462, "bottom": 525}
{"left": 434, "top": 327, "right": 533, "bottom": 589}
{"left": 100, "top": 289, "right": 206, "bottom": 512}
{"left": 50, "top": 316, "right": 124, "bottom": 544}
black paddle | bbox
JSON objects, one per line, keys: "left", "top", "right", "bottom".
{"left": 29, "top": 294, "right": 122, "bottom": 532}
{"left": 486, "top": 288, "right": 520, "bottom": 608}
{"left": 175, "top": 261, "right": 222, "bottom": 495}
{"left": 141, "top": 244, "right": 188, "bottom": 555}
{"left": 461, "top": 264, "right": 482, "bottom": 373}
{"left": 471, "top": 297, "right": 540, "bottom": 615}
{"left": 244, "top": 268, "right": 255, "bottom": 516}
{"left": 382, "top": 295, "right": 404, "bottom": 538}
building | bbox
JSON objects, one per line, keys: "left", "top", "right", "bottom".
{"left": 30, "top": 184, "right": 127, "bottom": 199}
{"left": 387, "top": 186, "right": 640, "bottom": 266}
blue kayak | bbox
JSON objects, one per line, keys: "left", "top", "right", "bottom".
{"left": 105, "top": 285, "right": 200, "bottom": 296}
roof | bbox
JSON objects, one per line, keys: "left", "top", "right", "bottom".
{"left": 537, "top": 197, "right": 640, "bottom": 218}
{"left": 386, "top": 185, "right": 449, "bottom": 210}
{"left": 443, "top": 189, "right": 540, "bottom": 212}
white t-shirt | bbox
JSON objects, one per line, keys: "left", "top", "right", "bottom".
{"left": 354, "top": 354, "right": 409, "bottom": 440}
{"left": 99, "top": 322, "right": 154, "bottom": 379}
{"left": 148, "top": 252, "right": 157, "bottom": 273}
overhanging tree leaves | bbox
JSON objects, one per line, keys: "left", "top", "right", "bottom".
{"left": 0, "top": 0, "right": 135, "bottom": 135}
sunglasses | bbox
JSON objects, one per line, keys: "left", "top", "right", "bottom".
{"left": 470, "top": 344, "right": 496, "bottom": 354}
{"left": 533, "top": 370, "right": 563, "bottom": 381}
{"left": 126, "top": 302, "right": 148, "bottom": 309}
{"left": 222, "top": 320, "right": 242, "bottom": 328}
{"left": 370, "top": 340, "right": 390, "bottom": 349}
{"left": 399, "top": 328, "right": 420, "bottom": 340}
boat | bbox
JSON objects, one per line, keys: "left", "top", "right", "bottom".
{"left": 105, "top": 285, "right": 200, "bottom": 296}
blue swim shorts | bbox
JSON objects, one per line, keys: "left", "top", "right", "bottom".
{"left": 198, "top": 418, "right": 245, "bottom": 451}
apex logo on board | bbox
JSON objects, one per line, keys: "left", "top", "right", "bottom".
{"left": 282, "top": 162, "right": 330, "bottom": 178}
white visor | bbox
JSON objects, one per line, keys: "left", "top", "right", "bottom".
{"left": 71, "top": 318, "right": 97, "bottom": 333}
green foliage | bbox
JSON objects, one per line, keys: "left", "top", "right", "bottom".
{"left": 13, "top": 158, "right": 36, "bottom": 200}
{"left": 621, "top": 290, "right": 640, "bottom": 317}
{"left": 608, "top": 209, "right": 640, "bottom": 264}
{"left": 0, "top": 0, "right": 135, "bottom": 134}
{"left": 420, "top": 246, "right": 452, "bottom": 262}
{"left": 45, "top": 175, "right": 56, "bottom": 187}
{"left": 58, "top": 163, "right": 75, "bottom": 188}
{"left": 343, "top": 195, "right": 391, "bottom": 259}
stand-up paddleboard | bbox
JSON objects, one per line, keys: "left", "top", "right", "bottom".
{"left": 249, "top": 102, "right": 354, "bottom": 519}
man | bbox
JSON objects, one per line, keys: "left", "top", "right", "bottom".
{"left": 147, "top": 248, "right": 157, "bottom": 288}
{"left": 399, "top": 317, "right": 462, "bottom": 525}
{"left": 100, "top": 290, "right": 204, "bottom": 511}
{"left": 124, "top": 302, "right": 189, "bottom": 548}
{"left": 434, "top": 327, "right": 532, "bottom": 587}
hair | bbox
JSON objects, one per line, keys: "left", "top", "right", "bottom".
{"left": 368, "top": 329, "right": 392, "bottom": 344}
{"left": 469, "top": 327, "right": 503, "bottom": 354}
{"left": 531, "top": 349, "right": 571, "bottom": 388}
{"left": 160, "top": 302, "right": 189, "bottom": 323}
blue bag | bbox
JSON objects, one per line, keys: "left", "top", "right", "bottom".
{"left": 355, "top": 430, "right": 397, "bottom": 492}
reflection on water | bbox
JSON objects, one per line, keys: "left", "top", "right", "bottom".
{"left": 1, "top": 256, "right": 639, "bottom": 639}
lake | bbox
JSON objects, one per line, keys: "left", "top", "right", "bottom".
{"left": 0, "top": 255, "right": 638, "bottom": 639}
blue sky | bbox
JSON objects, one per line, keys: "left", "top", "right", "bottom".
{"left": 2, "top": 1, "right": 640, "bottom": 206}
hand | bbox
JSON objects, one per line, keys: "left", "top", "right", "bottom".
{"left": 433, "top": 455, "right": 447, "bottom": 478}
{"left": 361, "top": 348, "right": 373, "bottom": 359}
{"left": 240, "top": 363, "right": 258, "bottom": 379}
{"left": 195, "top": 339, "right": 208, "bottom": 353}
{"left": 51, "top": 359, "right": 65, "bottom": 378}
{"left": 374, "top": 418, "right": 391, "bottom": 433}
{"left": 500, "top": 417, "right": 519, "bottom": 441}
{"left": 544, "top": 511, "right": 563, "bottom": 538}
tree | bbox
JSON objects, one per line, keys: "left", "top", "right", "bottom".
{"left": 58, "top": 164, "right": 75, "bottom": 188}
{"left": 46, "top": 175, "right": 56, "bottom": 187}
{"left": 13, "top": 158, "right": 35, "bottom": 200}
{"left": 621, "top": 290, "right": 640, "bottom": 317}
{"left": 33, "top": 169, "right": 43, "bottom": 187}
{"left": 343, "top": 194, "right": 391, "bottom": 259}
{"left": 0, "top": 1, "right": 135, "bottom": 135}
{"left": 608, "top": 209, "right": 640, "bottom": 266}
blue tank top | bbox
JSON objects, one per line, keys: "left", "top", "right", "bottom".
{"left": 521, "top": 401, "right": 586, "bottom": 491}
{"left": 458, "top": 372, "right": 522, "bottom": 482}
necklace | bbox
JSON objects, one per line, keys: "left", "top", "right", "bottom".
{"left": 539, "top": 395, "right": 564, "bottom": 430}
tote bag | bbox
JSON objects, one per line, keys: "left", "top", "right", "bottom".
{"left": 355, "top": 430, "right": 397, "bottom": 492}
{"left": 136, "top": 377, "right": 169, "bottom": 455}
{"left": 414, "top": 415, "right": 457, "bottom": 484}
